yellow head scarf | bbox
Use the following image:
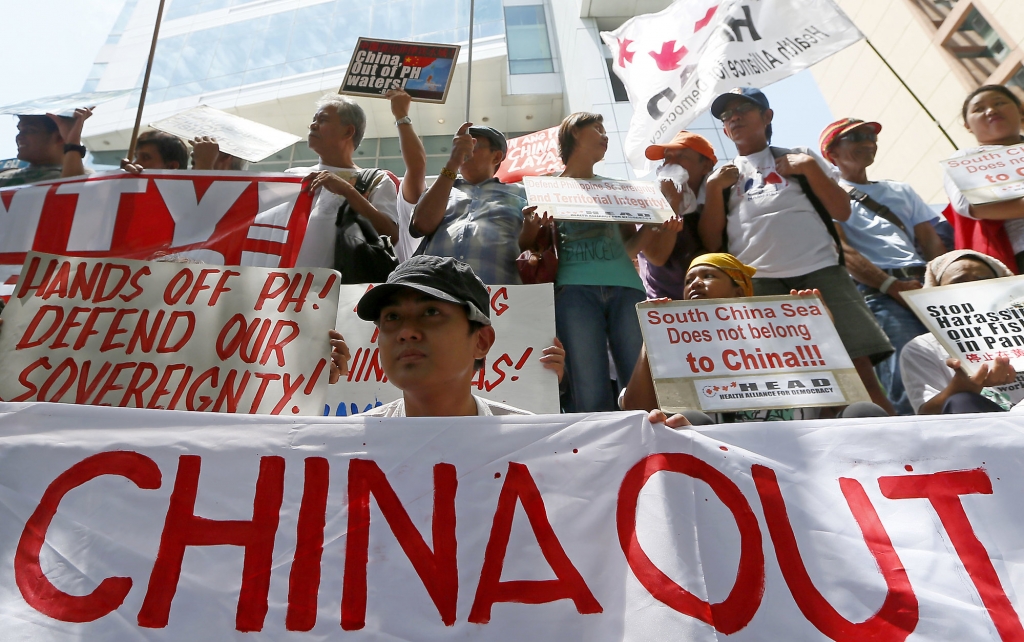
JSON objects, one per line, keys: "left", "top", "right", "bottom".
{"left": 688, "top": 253, "right": 757, "bottom": 297}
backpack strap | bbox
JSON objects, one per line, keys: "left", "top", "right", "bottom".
{"left": 770, "top": 147, "right": 845, "bottom": 266}
{"left": 845, "top": 185, "right": 909, "bottom": 237}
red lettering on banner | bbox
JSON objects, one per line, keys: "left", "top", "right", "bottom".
{"left": 185, "top": 268, "right": 221, "bottom": 305}
{"left": 16, "top": 305, "right": 64, "bottom": 349}
{"left": 286, "top": 457, "right": 330, "bottom": 631}
{"left": 254, "top": 273, "right": 290, "bottom": 311}
{"left": 48, "top": 305, "right": 90, "bottom": 348}
{"left": 127, "top": 310, "right": 163, "bottom": 354}
{"left": 146, "top": 363, "right": 186, "bottom": 409}
{"left": 15, "top": 451, "right": 161, "bottom": 622}
{"left": 122, "top": 265, "right": 150, "bottom": 302}
{"left": 616, "top": 453, "right": 763, "bottom": 634}
{"left": 209, "top": 269, "right": 239, "bottom": 306}
{"left": 469, "top": 462, "right": 602, "bottom": 624}
{"left": 163, "top": 269, "right": 193, "bottom": 305}
{"left": 40, "top": 261, "right": 71, "bottom": 299}
{"left": 38, "top": 356, "right": 77, "bottom": 402}
{"left": 271, "top": 373, "right": 304, "bottom": 414}
{"left": 78, "top": 307, "right": 116, "bottom": 349}
{"left": 17, "top": 256, "right": 58, "bottom": 299}
{"left": 249, "top": 372, "right": 281, "bottom": 412}
{"left": 119, "top": 362, "right": 159, "bottom": 407}
{"left": 341, "top": 459, "right": 458, "bottom": 630}
{"left": 751, "top": 465, "right": 918, "bottom": 640}
{"left": 12, "top": 356, "right": 50, "bottom": 401}
{"left": 137, "top": 455, "right": 285, "bottom": 631}
{"left": 260, "top": 320, "right": 299, "bottom": 366}
{"left": 185, "top": 366, "right": 218, "bottom": 411}
{"left": 95, "top": 265, "right": 131, "bottom": 303}
{"left": 92, "top": 362, "right": 137, "bottom": 405}
{"left": 156, "top": 311, "right": 195, "bottom": 353}
{"left": 99, "top": 308, "right": 139, "bottom": 352}
{"left": 69, "top": 262, "right": 103, "bottom": 299}
{"left": 75, "top": 360, "right": 112, "bottom": 403}
{"left": 879, "top": 468, "right": 1024, "bottom": 641}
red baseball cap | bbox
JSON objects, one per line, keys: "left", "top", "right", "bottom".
{"left": 819, "top": 118, "right": 882, "bottom": 160}
{"left": 645, "top": 131, "right": 718, "bottom": 163}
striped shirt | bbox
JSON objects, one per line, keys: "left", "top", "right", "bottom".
{"left": 411, "top": 177, "right": 526, "bottom": 285}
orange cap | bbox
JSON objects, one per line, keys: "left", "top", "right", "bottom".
{"left": 645, "top": 131, "right": 718, "bottom": 163}
{"left": 819, "top": 118, "right": 881, "bottom": 161}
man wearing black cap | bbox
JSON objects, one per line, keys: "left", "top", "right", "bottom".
{"left": 698, "top": 87, "right": 897, "bottom": 414}
{"left": 410, "top": 122, "right": 526, "bottom": 285}
{"left": 346, "top": 256, "right": 561, "bottom": 416}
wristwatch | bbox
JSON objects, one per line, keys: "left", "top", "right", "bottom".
{"left": 395, "top": 116, "right": 412, "bottom": 126}
{"left": 63, "top": 143, "right": 87, "bottom": 158}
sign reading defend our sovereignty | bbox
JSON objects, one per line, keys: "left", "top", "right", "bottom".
{"left": 522, "top": 176, "right": 674, "bottom": 224}
{"left": 340, "top": 37, "right": 460, "bottom": 103}
{"left": 0, "top": 252, "right": 340, "bottom": 415}
{"left": 940, "top": 142, "right": 1024, "bottom": 205}
{"left": 8, "top": 404, "right": 1024, "bottom": 640}
{"left": 902, "top": 274, "right": 1024, "bottom": 376}
{"left": 638, "top": 295, "right": 869, "bottom": 412}
{"left": 326, "top": 283, "right": 560, "bottom": 416}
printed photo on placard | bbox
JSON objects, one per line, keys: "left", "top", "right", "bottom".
{"left": 340, "top": 37, "right": 460, "bottom": 103}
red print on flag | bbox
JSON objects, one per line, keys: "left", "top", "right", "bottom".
{"left": 617, "top": 38, "right": 635, "bottom": 67}
{"left": 694, "top": 5, "right": 719, "bottom": 31}
{"left": 649, "top": 41, "right": 688, "bottom": 71}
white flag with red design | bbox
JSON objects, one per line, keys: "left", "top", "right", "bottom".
{"left": 601, "top": 0, "right": 861, "bottom": 172}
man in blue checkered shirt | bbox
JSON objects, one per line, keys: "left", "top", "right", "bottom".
{"left": 407, "top": 123, "right": 525, "bottom": 285}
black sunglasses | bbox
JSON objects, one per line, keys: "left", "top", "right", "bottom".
{"left": 838, "top": 129, "right": 877, "bottom": 144}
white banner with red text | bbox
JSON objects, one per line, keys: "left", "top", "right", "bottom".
{"left": 3, "top": 404, "right": 1024, "bottom": 640}
{"left": 0, "top": 171, "right": 314, "bottom": 296}
{"left": 602, "top": 0, "right": 861, "bottom": 172}
{"left": 326, "top": 283, "right": 559, "bottom": 415}
{"left": 0, "top": 253, "right": 340, "bottom": 415}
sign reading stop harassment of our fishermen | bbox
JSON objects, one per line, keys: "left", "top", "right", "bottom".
{"left": 0, "top": 171, "right": 315, "bottom": 297}
{"left": 326, "top": 283, "right": 559, "bottom": 415}
{"left": 0, "top": 253, "right": 340, "bottom": 415}
{"left": 902, "top": 274, "right": 1024, "bottom": 376}
{"left": 638, "top": 295, "right": 869, "bottom": 412}
{"left": 340, "top": 37, "right": 460, "bottom": 103}
{"left": 522, "top": 176, "right": 673, "bottom": 224}
{"left": 941, "top": 143, "right": 1024, "bottom": 205}
{"left": 602, "top": 0, "right": 861, "bottom": 172}
{"left": 495, "top": 127, "right": 565, "bottom": 183}
{"left": 6, "top": 403, "right": 1024, "bottom": 640}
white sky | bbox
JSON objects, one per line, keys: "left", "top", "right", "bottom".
{"left": 0, "top": 1, "right": 122, "bottom": 160}
{"left": 0, "top": 0, "right": 835, "bottom": 162}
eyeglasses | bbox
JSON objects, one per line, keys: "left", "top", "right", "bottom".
{"left": 717, "top": 102, "right": 759, "bottom": 121}
{"left": 838, "top": 130, "right": 877, "bottom": 144}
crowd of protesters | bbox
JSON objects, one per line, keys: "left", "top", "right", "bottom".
{"left": 2, "top": 83, "right": 1023, "bottom": 421}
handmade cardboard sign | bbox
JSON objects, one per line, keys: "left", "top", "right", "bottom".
{"left": 326, "top": 283, "right": 559, "bottom": 415}
{"left": 523, "top": 176, "right": 673, "bottom": 224}
{"left": 496, "top": 127, "right": 564, "bottom": 183}
{"left": 902, "top": 274, "right": 1024, "bottom": 375}
{"left": 0, "top": 252, "right": 340, "bottom": 414}
{"left": 150, "top": 106, "right": 302, "bottom": 163}
{"left": 637, "top": 295, "right": 869, "bottom": 412}
{"left": 941, "top": 143, "right": 1024, "bottom": 205}
{"left": 340, "top": 38, "right": 460, "bottom": 103}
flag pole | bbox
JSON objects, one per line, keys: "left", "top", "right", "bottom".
{"left": 465, "top": 0, "right": 475, "bottom": 122}
{"left": 122, "top": 0, "right": 168, "bottom": 168}
{"left": 864, "top": 38, "right": 959, "bottom": 151}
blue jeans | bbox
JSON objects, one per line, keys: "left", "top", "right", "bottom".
{"left": 858, "top": 284, "right": 927, "bottom": 415}
{"left": 555, "top": 285, "right": 646, "bottom": 412}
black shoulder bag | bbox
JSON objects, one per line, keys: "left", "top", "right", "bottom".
{"left": 334, "top": 168, "right": 400, "bottom": 284}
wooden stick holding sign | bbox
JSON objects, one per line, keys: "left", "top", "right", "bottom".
{"left": 122, "top": 0, "right": 168, "bottom": 168}
{"left": 0, "top": 252, "right": 340, "bottom": 415}
{"left": 637, "top": 294, "right": 869, "bottom": 413}
{"left": 523, "top": 175, "right": 674, "bottom": 224}
{"left": 340, "top": 37, "right": 460, "bottom": 104}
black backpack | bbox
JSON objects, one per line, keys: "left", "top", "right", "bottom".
{"left": 334, "top": 168, "right": 400, "bottom": 284}
{"left": 723, "top": 147, "right": 845, "bottom": 266}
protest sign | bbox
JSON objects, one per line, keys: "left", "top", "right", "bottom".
{"left": 340, "top": 38, "right": 460, "bottom": 103}
{"left": 0, "top": 252, "right": 340, "bottom": 415}
{"left": 4, "top": 403, "right": 1024, "bottom": 640}
{"left": 496, "top": 127, "right": 564, "bottom": 183}
{"left": 638, "top": 295, "right": 868, "bottom": 412}
{"left": 941, "top": 143, "right": 1024, "bottom": 205}
{"left": 523, "top": 176, "right": 673, "bottom": 224}
{"left": 902, "top": 274, "right": 1024, "bottom": 376}
{"left": 0, "top": 90, "right": 134, "bottom": 116}
{"left": 150, "top": 106, "right": 302, "bottom": 163}
{"left": 326, "top": 283, "right": 559, "bottom": 415}
{"left": 601, "top": 0, "right": 861, "bottom": 172}
{"left": 0, "top": 171, "right": 315, "bottom": 298}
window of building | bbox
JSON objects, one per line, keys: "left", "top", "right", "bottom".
{"left": 504, "top": 5, "right": 554, "bottom": 75}
{"left": 106, "top": 0, "right": 140, "bottom": 45}
{"left": 605, "top": 58, "right": 629, "bottom": 102}
{"left": 905, "top": 0, "right": 1018, "bottom": 89}
{"left": 82, "top": 63, "right": 108, "bottom": 93}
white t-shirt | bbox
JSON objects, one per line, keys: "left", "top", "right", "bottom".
{"left": 726, "top": 146, "right": 839, "bottom": 278}
{"left": 361, "top": 395, "right": 531, "bottom": 417}
{"left": 286, "top": 164, "right": 399, "bottom": 268}
{"left": 943, "top": 146, "right": 1024, "bottom": 254}
{"left": 900, "top": 332, "right": 1024, "bottom": 413}
{"left": 394, "top": 189, "right": 421, "bottom": 262}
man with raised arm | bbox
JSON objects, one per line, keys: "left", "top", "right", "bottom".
{"left": 0, "top": 108, "right": 92, "bottom": 187}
